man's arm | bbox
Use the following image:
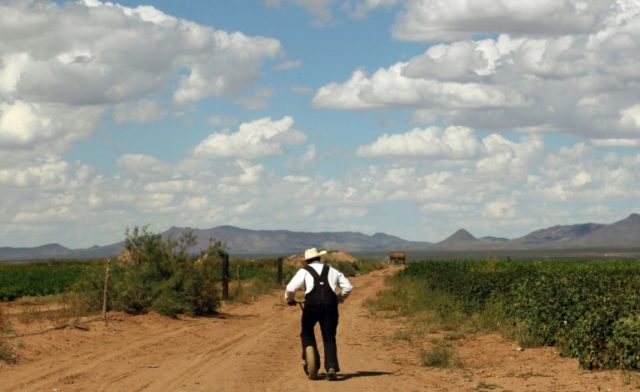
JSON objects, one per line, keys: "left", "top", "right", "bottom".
{"left": 284, "top": 269, "right": 306, "bottom": 303}
{"left": 337, "top": 272, "right": 352, "bottom": 302}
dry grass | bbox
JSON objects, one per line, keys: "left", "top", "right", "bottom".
{"left": 0, "top": 294, "right": 96, "bottom": 365}
{"left": 0, "top": 306, "right": 7, "bottom": 331}
{"left": 17, "top": 306, "right": 41, "bottom": 325}
{"left": 6, "top": 291, "right": 95, "bottom": 332}
{"left": 421, "top": 338, "right": 463, "bottom": 369}
{"left": 0, "top": 306, "right": 16, "bottom": 364}
{"left": 621, "top": 371, "right": 640, "bottom": 388}
{"left": 0, "top": 337, "right": 15, "bottom": 364}
{"left": 229, "top": 278, "right": 281, "bottom": 304}
{"left": 15, "top": 294, "right": 66, "bottom": 306}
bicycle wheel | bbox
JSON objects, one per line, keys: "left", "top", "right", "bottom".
{"left": 304, "top": 345, "right": 318, "bottom": 380}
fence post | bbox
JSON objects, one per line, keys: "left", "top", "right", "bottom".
{"left": 102, "top": 259, "right": 111, "bottom": 324}
{"left": 276, "top": 257, "right": 283, "bottom": 286}
{"left": 221, "top": 252, "right": 229, "bottom": 300}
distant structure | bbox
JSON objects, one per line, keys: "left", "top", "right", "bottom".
{"left": 387, "top": 251, "right": 406, "bottom": 264}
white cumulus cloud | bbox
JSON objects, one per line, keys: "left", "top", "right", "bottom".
{"left": 0, "top": 1, "right": 281, "bottom": 105}
{"left": 357, "top": 126, "right": 542, "bottom": 168}
{"left": 0, "top": 0, "right": 281, "bottom": 159}
{"left": 0, "top": 100, "right": 103, "bottom": 150}
{"left": 315, "top": 2, "right": 640, "bottom": 140}
{"left": 193, "top": 116, "right": 307, "bottom": 159}
{"left": 393, "top": 0, "right": 609, "bottom": 42}
{"left": 314, "top": 63, "right": 526, "bottom": 111}
{"left": 0, "top": 155, "right": 92, "bottom": 189}
{"left": 357, "top": 126, "right": 485, "bottom": 159}
{"left": 116, "top": 154, "right": 173, "bottom": 175}
{"left": 620, "top": 104, "right": 640, "bottom": 130}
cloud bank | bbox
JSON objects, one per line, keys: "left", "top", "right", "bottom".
{"left": 0, "top": 0, "right": 281, "bottom": 158}
{"left": 314, "top": 0, "right": 640, "bottom": 141}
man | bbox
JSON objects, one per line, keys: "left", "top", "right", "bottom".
{"left": 285, "top": 247, "right": 353, "bottom": 381}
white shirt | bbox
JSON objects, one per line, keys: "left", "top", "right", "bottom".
{"left": 284, "top": 262, "right": 353, "bottom": 302}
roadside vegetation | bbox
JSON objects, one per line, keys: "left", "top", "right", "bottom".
{"left": 0, "top": 261, "right": 103, "bottom": 301}
{"left": 0, "top": 228, "right": 387, "bottom": 363}
{"left": 0, "top": 306, "right": 15, "bottom": 364}
{"left": 370, "top": 259, "right": 640, "bottom": 371}
{"left": 1, "top": 231, "right": 385, "bottom": 319}
{"left": 74, "top": 227, "right": 223, "bottom": 318}
{"left": 331, "top": 259, "right": 386, "bottom": 278}
{"left": 224, "top": 253, "right": 385, "bottom": 303}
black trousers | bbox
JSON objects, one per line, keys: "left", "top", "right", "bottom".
{"left": 300, "top": 305, "right": 340, "bottom": 372}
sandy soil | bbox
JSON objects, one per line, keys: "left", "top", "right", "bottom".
{"left": 1, "top": 266, "right": 638, "bottom": 392}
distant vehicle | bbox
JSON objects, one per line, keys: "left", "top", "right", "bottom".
{"left": 387, "top": 251, "right": 406, "bottom": 264}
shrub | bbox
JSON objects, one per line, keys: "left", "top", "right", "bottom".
{"left": 333, "top": 261, "right": 358, "bottom": 277}
{"left": 421, "top": 339, "right": 462, "bottom": 368}
{"left": 75, "top": 227, "right": 222, "bottom": 318}
{"left": 607, "top": 314, "right": 640, "bottom": 370}
{"left": 331, "top": 259, "right": 386, "bottom": 277}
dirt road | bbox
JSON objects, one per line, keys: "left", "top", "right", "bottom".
{"left": 1, "top": 267, "right": 637, "bottom": 391}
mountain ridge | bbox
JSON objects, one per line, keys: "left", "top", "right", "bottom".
{"left": 1, "top": 214, "right": 639, "bottom": 261}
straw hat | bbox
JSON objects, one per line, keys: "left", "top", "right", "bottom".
{"left": 304, "top": 247, "right": 327, "bottom": 261}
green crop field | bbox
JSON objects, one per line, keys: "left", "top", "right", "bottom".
{"left": 0, "top": 261, "right": 105, "bottom": 301}
{"left": 381, "top": 259, "right": 640, "bottom": 370}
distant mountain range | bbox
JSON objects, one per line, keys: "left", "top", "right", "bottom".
{"left": 1, "top": 214, "right": 639, "bottom": 261}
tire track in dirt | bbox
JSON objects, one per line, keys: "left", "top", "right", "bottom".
{"left": 4, "top": 322, "right": 197, "bottom": 391}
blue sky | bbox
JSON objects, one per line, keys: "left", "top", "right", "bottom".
{"left": 1, "top": 0, "right": 640, "bottom": 248}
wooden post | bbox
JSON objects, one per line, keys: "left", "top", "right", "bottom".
{"left": 102, "top": 259, "right": 111, "bottom": 324}
{"left": 276, "top": 257, "right": 283, "bottom": 286}
{"left": 236, "top": 264, "right": 241, "bottom": 290}
{"left": 221, "top": 252, "right": 229, "bottom": 300}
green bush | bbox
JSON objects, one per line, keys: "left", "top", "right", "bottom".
{"left": 76, "top": 227, "right": 221, "bottom": 318}
{"left": 333, "top": 261, "right": 358, "bottom": 277}
{"left": 608, "top": 314, "right": 640, "bottom": 370}
{"left": 72, "top": 264, "right": 108, "bottom": 312}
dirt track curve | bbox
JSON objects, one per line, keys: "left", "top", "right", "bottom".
{"left": 1, "top": 266, "right": 637, "bottom": 391}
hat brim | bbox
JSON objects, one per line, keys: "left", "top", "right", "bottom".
{"left": 304, "top": 250, "right": 328, "bottom": 260}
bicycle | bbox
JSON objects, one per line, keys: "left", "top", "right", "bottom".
{"left": 288, "top": 299, "right": 319, "bottom": 380}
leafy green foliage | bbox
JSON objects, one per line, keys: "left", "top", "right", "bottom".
{"left": 394, "top": 259, "right": 640, "bottom": 370}
{"left": 0, "top": 261, "right": 103, "bottom": 301}
{"left": 608, "top": 315, "right": 640, "bottom": 370}
{"left": 76, "top": 227, "right": 222, "bottom": 318}
{"left": 226, "top": 258, "right": 296, "bottom": 302}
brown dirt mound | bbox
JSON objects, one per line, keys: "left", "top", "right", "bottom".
{"left": 285, "top": 250, "right": 358, "bottom": 267}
